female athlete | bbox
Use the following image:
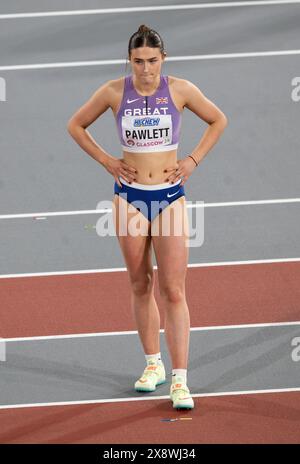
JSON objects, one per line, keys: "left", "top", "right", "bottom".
{"left": 67, "top": 25, "right": 228, "bottom": 410}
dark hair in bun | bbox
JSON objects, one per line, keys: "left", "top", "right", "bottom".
{"left": 137, "top": 24, "right": 151, "bottom": 34}
{"left": 128, "top": 24, "right": 166, "bottom": 58}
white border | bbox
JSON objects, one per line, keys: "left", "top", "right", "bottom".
{"left": 119, "top": 177, "right": 181, "bottom": 190}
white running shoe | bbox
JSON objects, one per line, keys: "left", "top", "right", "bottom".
{"left": 170, "top": 375, "right": 194, "bottom": 410}
{"left": 135, "top": 358, "right": 166, "bottom": 392}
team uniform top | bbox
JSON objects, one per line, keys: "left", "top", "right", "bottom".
{"left": 115, "top": 74, "right": 182, "bottom": 153}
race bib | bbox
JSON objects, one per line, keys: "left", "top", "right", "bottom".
{"left": 122, "top": 114, "right": 172, "bottom": 149}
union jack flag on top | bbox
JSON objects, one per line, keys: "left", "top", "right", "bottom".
{"left": 156, "top": 97, "right": 168, "bottom": 104}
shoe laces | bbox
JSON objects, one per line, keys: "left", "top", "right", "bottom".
{"left": 141, "top": 365, "right": 160, "bottom": 380}
{"left": 171, "top": 384, "right": 190, "bottom": 397}
{"left": 173, "top": 388, "right": 190, "bottom": 397}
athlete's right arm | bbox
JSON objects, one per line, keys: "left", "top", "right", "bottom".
{"left": 67, "top": 80, "right": 136, "bottom": 187}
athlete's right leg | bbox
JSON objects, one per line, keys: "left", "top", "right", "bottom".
{"left": 112, "top": 193, "right": 161, "bottom": 355}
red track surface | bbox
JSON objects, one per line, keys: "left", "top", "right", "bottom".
{"left": 0, "top": 392, "right": 299, "bottom": 443}
{"left": 0, "top": 261, "right": 299, "bottom": 443}
{"left": 1, "top": 262, "right": 300, "bottom": 338}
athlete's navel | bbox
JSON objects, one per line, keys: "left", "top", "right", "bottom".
{"left": 149, "top": 172, "right": 152, "bottom": 178}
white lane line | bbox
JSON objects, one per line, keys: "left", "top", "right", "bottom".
{"left": 0, "top": 209, "right": 111, "bottom": 219}
{"left": 0, "top": 387, "right": 299, "bottom": 410}
{"left": 1, "top": 257, "right": 300, "bottom": 279}
{"left": 196, "top": 198, "right": 300, "bottom": 207}
{"left": 0, "top": 1, "right": 299, "bottom": 20}
{"left": 1, "top": 197, "right": 300, "bottom": 220}
{"left": 1, "top": 50, "right": 300, "bottom": 71}
{"left": 3, "top": 320, "right": 300, "bottom": 342}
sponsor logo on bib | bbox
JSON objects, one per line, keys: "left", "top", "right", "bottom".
{"left": 134, "top": 117, "right": 160, "bottom": 127}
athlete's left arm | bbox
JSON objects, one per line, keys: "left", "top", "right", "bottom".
{"left": 182, "top": 79, "right": 228, "bottom": 165}
{"left": 167, "top": 79, "right": 228, "bottom": 185}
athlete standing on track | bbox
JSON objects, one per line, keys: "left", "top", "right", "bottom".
{"left": 67, "top": 25, "right": 227, "bottom": 410}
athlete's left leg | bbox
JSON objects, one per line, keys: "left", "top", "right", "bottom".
{"left": 150, "top": 196, "right": 190, "bottom": 369}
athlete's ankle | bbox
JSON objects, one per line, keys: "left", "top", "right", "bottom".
{"left": 172, "top": 369, "right": 187, "bottom": 383}
{"left": 145, "top": 352, "right": 163, "bottom": 365}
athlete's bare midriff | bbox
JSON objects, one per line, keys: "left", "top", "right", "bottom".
{"left": 122, "top": 149, "right": 178, "bottom": 184}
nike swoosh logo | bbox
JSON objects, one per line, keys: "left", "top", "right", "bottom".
{"left": 167, "top": 190, "right": 180, "bottom": 198}
{"left": 127, "top": 98, "right": 141, "bottom": 104}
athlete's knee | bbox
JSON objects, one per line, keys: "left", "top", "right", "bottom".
{"left": 160, "top": 284, "right": 184, "bottom": 304}
{"left": 130, "top": 272, "right": 154, "bottom": 297}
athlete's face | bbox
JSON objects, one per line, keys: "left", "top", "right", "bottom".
{"left": 129, "top": 47, "right": 165, "bottom": 82}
